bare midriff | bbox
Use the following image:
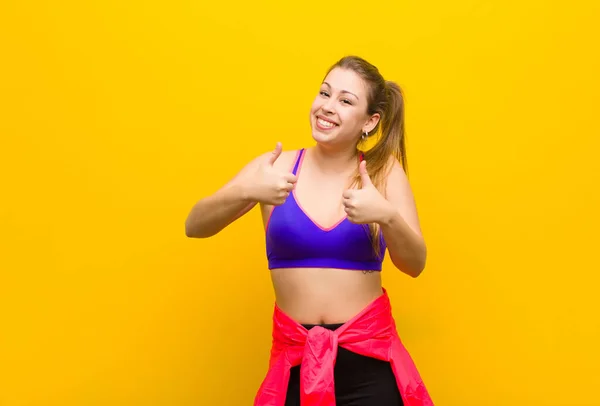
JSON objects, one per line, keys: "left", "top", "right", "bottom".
{"left": 270, "top": 267, "right": 384, "bottom": 325}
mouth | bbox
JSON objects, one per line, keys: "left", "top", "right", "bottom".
{"left": 315, "top": 116, "right": 339, "bottom": 131}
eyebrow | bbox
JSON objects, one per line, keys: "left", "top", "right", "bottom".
{"left": 322, "top": 82, "right": 359, "bottom": 100}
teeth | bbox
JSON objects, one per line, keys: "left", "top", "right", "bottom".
{"left": 318, "top": 118, "right": 336, "bottom": 128}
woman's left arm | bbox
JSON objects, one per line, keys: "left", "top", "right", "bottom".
{"left": 378, "top": 159, "right": 427, "bottom": 278}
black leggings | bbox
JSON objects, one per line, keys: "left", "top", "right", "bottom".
{"left": 284, "top": 323, "right": 404, "bottom": 406}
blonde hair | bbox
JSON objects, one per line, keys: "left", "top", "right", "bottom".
{"left": 325, "top": 56, "right": 407, "bottom": 257}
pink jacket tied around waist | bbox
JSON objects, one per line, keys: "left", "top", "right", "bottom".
{"left": 253, "top": 289, "right": 434, "bottom": 406}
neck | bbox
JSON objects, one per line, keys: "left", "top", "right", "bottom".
{"left": 311, "top": 143, "right": 359, "bottom": 174}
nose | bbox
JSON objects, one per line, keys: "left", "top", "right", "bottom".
{"left": 321, "top": 97, "right": 335, "bottom": 114}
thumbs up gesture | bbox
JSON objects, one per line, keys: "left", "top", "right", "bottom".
{"left": 342, "top": 160, "right": 394, "bottom": 224}
{"left": 247, "top": 142, "right": 298, "bottom": 206}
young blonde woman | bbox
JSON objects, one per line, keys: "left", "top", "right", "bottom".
{"left": 185, "top": 56, "right": 433, "bottom": 406}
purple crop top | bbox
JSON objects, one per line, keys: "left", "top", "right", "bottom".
{"left": 265, "top": 148, "right": 387, "bottom": 271}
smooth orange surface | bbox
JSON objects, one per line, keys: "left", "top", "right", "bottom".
{"left": 1, "top": 1, "right": 599, "bottom": 405}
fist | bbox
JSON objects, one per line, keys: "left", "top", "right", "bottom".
{"left": 249, "top": 142, "right": 297, "bottom": 205}
{"left": 342, "top": 160, "right": 393, "bottom": 224}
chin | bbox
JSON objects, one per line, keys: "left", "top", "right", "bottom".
{"left": 311, "top": 121, "right": 341, "bottom": 143}
{"left": 311, "top": 128, "right": 338, "bottom": 145}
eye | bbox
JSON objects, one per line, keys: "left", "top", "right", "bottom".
{"left": 341, "top": 99, "right": 352, "bottom": 105}
{"left": 319, "top": 91, "right": 329, "bottom": 97}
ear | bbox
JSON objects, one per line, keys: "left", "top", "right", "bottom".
{"left": 363, "top": 113, "right": 381, "bottom": 135}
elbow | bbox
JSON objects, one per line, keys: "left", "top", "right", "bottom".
{"left": 185, "top": 227, "right": 200, "bottom": 238}
{"left": 391, "top": 245, "right": 427, "bottom": 278}
{"left": 185, "top": 204, "right": 212, "bottom": 238}
{"left": 185, "top": 219, "right": 212, "bottom": 239}
{"left": 185, "top": 225, "right": 215, "bottom": 239}
{"left": 410, "top": 253, "right": 427, "bottom": 278}
{"left": 185, "top": 224, "right": 201, "bottom": 238}
{"left": 185, "top": 228, "right": 212, "bottom": 239}
{"left": 184, "top": 217, "right": 197, "bottom": 238}
{"left": 393, "top": 259, "right": 426, "bottom": 278}
{"left": 407, "top": 264, "right": 426, "bottom": 278}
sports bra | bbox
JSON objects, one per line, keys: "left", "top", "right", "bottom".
{"left": 265, "top": 148, "right": 387, "bottom": 271}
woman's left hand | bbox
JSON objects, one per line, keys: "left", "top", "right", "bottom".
{"left": 342, "top": 160, "right": 396, "bottom": 225}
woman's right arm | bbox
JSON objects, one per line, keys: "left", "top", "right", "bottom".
{"left": 184, "top": 143, "right": 296, "bottom": 238}
{"left": 184, "top": 159, "right": 260, "bottom": 239}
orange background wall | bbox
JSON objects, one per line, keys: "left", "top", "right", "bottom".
{"left": 1, "top": 1, "right": 599, "bottom": 405}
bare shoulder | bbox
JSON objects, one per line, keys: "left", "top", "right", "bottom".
{"left": 384, "top": 155, "right": 410, "bottom": 191}
{"left": 384, "top": 155, "right": 423, "bottom": 236}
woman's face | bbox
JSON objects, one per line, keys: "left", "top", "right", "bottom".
{"left": 309, "top": 67, "right": 379, "bottom": 148}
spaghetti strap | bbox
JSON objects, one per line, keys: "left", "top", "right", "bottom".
{"left": 291, "top": 148, "right": 305, "bottom": 175}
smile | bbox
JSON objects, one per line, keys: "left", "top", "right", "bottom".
{"left": 316, "top": 117, "right": 338, "bottom": 130}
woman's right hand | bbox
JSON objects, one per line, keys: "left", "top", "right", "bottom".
{"left": 242, "top": 142, "right": 297, "bottom": 206}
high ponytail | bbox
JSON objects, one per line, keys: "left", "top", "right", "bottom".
{"left": 326, "top": 56, "right": 408, "bottom": 258}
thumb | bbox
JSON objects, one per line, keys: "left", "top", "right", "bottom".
{"left": 268, "top": 142, "right": 283, "bottom": 165}
{"left": 359, "top": 160, "right": 373, "bottom": 187}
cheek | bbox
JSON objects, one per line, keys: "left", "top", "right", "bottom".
{"left": 340, "top": 109, "right": 361, "bottom": 126}
{"left": 309, "top": 98, "right": 321, "bottom": 114}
